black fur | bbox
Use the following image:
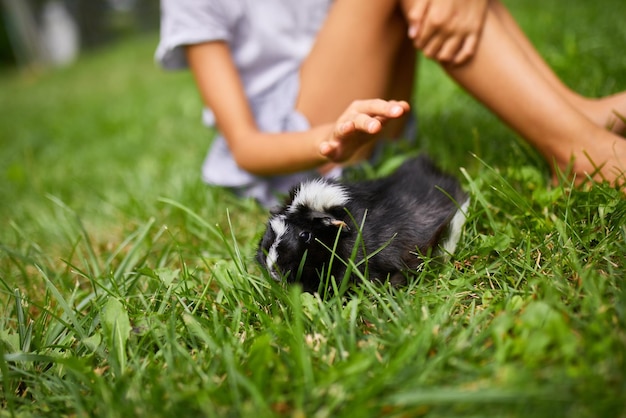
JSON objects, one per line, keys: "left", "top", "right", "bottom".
{"left": 256, "top": 155, "right": 468, "bottom": 293}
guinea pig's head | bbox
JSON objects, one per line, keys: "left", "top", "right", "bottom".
{"left": 256, "top": 179, "right": 351, "bottom": 292}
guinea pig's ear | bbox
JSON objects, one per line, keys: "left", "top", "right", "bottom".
{"left": 269, "top": 205, "right": 284, "bottom": 216}
{"left": 309, "top": 210, "right": 350, "bottom": 231}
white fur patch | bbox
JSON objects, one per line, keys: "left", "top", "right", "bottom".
{"left": 266, "top": 216, "right": 287, "bottom": 281}
{"left": 440, "top": 198, "right": 470, "bottom": 255}
{"left": 287, "top": 179, "right": 350, "bottom": 213}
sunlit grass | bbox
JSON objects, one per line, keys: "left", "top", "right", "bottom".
{"left": 1, "top": 1, "right": 626, "bottom": 416}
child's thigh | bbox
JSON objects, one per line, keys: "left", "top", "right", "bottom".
{"left": 296, "top": 0, "right": 409, "bottom": 126}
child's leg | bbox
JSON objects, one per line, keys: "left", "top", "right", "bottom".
{"left": 443, "top": 7, "right": 626, "bottom": 186}
{"left": 298, "top": 0, "right": 625, "bottom": 186}
{"left": 385, "top": 35, "right": 418, "bottom": 139}
{"left": 491, "top": 1, "right": 626, "bottom": 134}
{"left": 296, "top": 0, "right": 416, "bottom": 168}
{"left": 296, "top": 1, "right": 411, "bottom": 127}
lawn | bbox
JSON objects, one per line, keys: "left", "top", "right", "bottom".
{"left": 1, "top": 1, "right": 625, "bottom": 416}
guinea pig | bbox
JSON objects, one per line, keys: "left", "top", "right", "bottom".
{"left": 256, "top": 155, "right": 470, "bottom": 293}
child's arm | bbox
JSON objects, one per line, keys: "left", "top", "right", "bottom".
{"left": 185, "top": 41, "right": 409, "bottom": 176}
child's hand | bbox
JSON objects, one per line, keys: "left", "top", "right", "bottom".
{"left": 319, "top": 99, "right": 410, "bottom": 163}
{"left": 402, "top": 0, "right": 489, "bottom": 65}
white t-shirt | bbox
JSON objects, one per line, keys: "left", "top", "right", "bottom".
{"left": 156, "top": 0, "right": 334, "bottom": 206}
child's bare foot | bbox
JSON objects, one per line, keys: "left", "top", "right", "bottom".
{"left": 607, "top": 110, "right": 626, "bottom": 136}
{"left": 549, "top": 131, "right": 626, "bottom": 190}
{"left": 578, "top": 93, "right": 626, "bottom": 136}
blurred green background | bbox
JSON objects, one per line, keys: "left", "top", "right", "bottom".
{"left": 1, "top": 0, "right": 158, "bottom": 68}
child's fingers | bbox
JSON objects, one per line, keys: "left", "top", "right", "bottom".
{"left": 338, "top": 121, "right": 354, "bottom": 137}
{"left": 335, "top": 114, "right": 382, "bottom": 140}
{"left": 320, "top": 99, "right": 410, "bottom": 161}
{"left": 336, "top": 100, "right": 409, "bottom": 139}
{"left": 319, "top": 140, "right": 335, "bottom": 157}
{"left": 421, "top": 34, "right": 447, "bottom": 60}
{"left": 453, "top": 34, "right": 478, "bottom": 65}
{"left": 406, "top": 0, "right": 429, "bottom": 39}
{"left": 436, "top": 35, "right": 463, "bottom": 63}
{"left": 351, "top": 114, "right": 382, "bottom": 135}
{"left": 387, "top": 100, "right": 410, "bottom": 116}
{"left": 347, "top": 99, "right": 409, "bottom": 119}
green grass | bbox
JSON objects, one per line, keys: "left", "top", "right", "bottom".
{"left": 1, "top": 1, "right": 626, "bottom": 416}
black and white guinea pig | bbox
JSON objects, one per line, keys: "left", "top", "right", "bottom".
{"left": 256, "top": 155, "right": 470, "bottom": 293}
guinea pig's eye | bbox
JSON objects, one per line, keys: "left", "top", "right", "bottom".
{"left": 298, "top": 231, "right": 313, "bottom": 244}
